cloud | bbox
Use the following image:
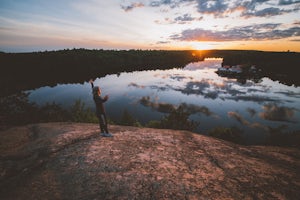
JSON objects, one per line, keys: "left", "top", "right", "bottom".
{"left": 242, "top": 6, "right": 300, "bottom": 18}
{"left": 174, "top": 13, "right": 194, "bottom": 22}
{"left": 293, "top": 20, "right": 300, "bottom": 25}
{"left": 194, "top": 0, "right": 300, "bottom": 18}
{"left": 196, "top": 0, "right": 231, "bottom": 17}
{"left": 259, "top": 103, "right": 297, "bottom": 123}
{"left": 278, "top": 0, "right": 300, "bottom": 5}
{"left": 156, "top": 40, "right": 171, "bottom": 44}
{"left": 149, "top": 0, "right": 193, "bottom": 8}
{"left": 242, "top": 7, "right": 283, "bottom": 17}
{"left": 171, "top": 23, "right": 300, "bottom": 41}
{"left": 174, "top": 14, "right": 203, "bottom": 24}
{"left": 121, "top": 2, "right": 144, "bottom": 12}
{"left": 154, "top": 14, "right": 203, "bottom": 24}
{"left": 126, "top": 0, "right": 300, "bottom": 18}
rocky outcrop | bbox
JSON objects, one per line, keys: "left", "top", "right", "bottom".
{"left": 0, "top": 122, "right": 299, "bottom": 199}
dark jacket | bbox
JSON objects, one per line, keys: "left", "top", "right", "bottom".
{"left": 91, "top": 82, "right": 108, "bottom": 116}
{"left": 93, "top": 95, "right": 108, "bottom": 116}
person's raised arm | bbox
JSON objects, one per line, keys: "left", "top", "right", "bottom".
{"left": 89, "top": 79, "right": 94, "bottom": 89}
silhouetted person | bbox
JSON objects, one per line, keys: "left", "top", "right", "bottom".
{"left": 90, "top": 79, "right": 112, "bottom": 137}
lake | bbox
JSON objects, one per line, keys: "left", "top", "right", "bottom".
{"left": 27, "top": 59, "right": 300, "bottom": 144}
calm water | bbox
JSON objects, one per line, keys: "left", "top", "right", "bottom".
{"left": 28, "top": 59, "right": 300, "bottom": 144}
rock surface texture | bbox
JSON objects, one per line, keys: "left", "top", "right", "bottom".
{"left": 0, "top": 122, "right": 299, "bottom": 200}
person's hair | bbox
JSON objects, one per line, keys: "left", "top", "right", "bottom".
{"left": 92, "top": 86, "right": 99, "bottom": 97}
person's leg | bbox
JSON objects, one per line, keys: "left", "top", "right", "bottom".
{"left": 98, "top": 116, "right": 105, "bottom": 133}
{"left": 102, "top": 113, "right": 109, "bottom": 133}
{"left": 101, "top": 114, "right": 112, "bottom": 137}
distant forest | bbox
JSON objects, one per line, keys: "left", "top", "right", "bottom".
{"left": 1, "top": 49, "right": 299, "bottom": 96}
{"left": 203, "top": 49, "right": 300, "bottom": 87}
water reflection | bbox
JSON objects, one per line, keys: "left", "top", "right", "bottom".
{"left": 259, "top": 103, "right": 297, "bottom": 123}
{"left": 27, "top": 59, "right": 300, "bottom": 144}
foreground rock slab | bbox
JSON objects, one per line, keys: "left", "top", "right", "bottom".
{"left": 0, "top": 122, "right": 299, "bottom": 200}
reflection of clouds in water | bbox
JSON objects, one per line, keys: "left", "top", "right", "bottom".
{"left": 180, "top": 103, "right": 216, "bottom": 117}
{"left": 228, "top": 111, "right": 249, "bottom": 125}
{"left": 139, "top": 96, "right": 216, "bottom": 117}
{"left": 140, "top": 96, "right": 175, "bottom": 113}
{"left": 184, "top": 60, "right": 222, "bottom": 70}
{"left": 177, "top": 81, "right": 210, "bottom": 95}
{"left": 173, "top": 80, "right": 248, "bottom": 100}
{"left": 228, "top": 111, "right": 267, "bottom": 130}
{"left": 275, "top": 91, "right": 300, "bottom": 98}
{"left": 170, "top": 74, "right": 187, "bottom": 81}
{"left": 226, "top": 95, "right": 280, "bottom": 103}
{"left": 247, "top": 88, "right": 266, "bottom": 93}
{"left": 259, "top": 103, "right": 297, "bottom": 123}
{"left": 150, "top": 85, "right": 172, "bottom": 91}
{"left": 247, "top": 108, "right": 257, "bottom": 117}
{"left": 225, "top": 88, "right": 246, "bottom": 96}
{"left": 127, "top": 67, "right": 299, "bottom": 127}
{"left": 154, "top": 72, "right": 193, "bottom": 81}
{"left": 128, "top": 82, "right": 145, "bottom": 89}
{"left": 129, "top": 75, "right": 297, "bottom": 106}
{"left": 204, "top": 91, "right": 219, "bottom": 99}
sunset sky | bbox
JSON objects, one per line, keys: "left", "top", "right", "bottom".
{"left": 0, "top": 0, "right": 300, "bottom": 52}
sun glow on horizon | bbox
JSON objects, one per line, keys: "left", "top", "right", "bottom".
{"left": 0, "top": 1, "right": 300, "bottom": 52}
{"left": 190, "top": 42, "right": 219, "bottom": 50}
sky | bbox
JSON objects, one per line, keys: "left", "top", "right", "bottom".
{"left": 0, "top": 0, "right": 300, "bottom": 52}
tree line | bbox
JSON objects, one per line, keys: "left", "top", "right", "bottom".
{"left": 0, "top": 49, "right": 202, "bottom": 96}
{"left": 1, "top": 49, "right": 299, "bottom": 97}
{"left": 201, "top": 49, "right": 300, "bottom": 86}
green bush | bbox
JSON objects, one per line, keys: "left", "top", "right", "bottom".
{"left": 69, "top": 99, "right": 98, "bottom": 123}
{"left": 120, "top": 109, "right": 142, "bottom": 127}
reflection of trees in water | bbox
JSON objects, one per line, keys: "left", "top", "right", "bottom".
{"left": 0, "top": 49, "right": 200, "bottom": 97}
{"left": 1, "top": 93, "right": 299, "bottom": 146}
{"left": 203, "top": 50, "right": 300, "bottom": 86}
{"left": 259, "top": 103, "right": 297, "bottom": 123}
{"left": 145, "top": 105, "right": 200, "bottom": 132}
{"left": 139, "top": 96, "right": 216, "bottom": 117}
{"left": 217, "top": 73, "right": 263, "bottom": 85}
{"left": 2, "top": 49, "right": 299, "bottom": 98}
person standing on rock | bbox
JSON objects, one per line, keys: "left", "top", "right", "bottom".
{"left": 90, "top": 79, "right": 113, "bottom": 137}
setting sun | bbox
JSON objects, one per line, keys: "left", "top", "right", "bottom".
{"left": 190, "top": 42, "right": 217, "bottom": 50}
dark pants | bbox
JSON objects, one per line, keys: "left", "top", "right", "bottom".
{"left": 98, "top": 113, "right": 109, "bottom": 133}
